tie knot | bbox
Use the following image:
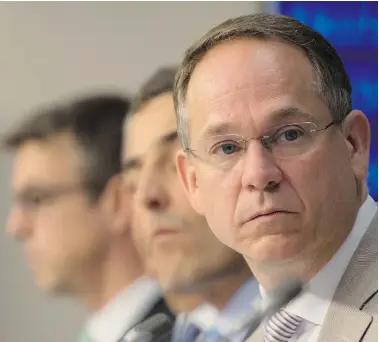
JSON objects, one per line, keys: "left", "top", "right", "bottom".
{"left": 264, "top": 310, "right": 302, "bottom": 342}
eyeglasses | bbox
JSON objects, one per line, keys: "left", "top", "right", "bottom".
{"left": 14, "top": 181, "right": 102, "bottom": 212}
{"left": 185, "top": 120, "right": 340, "bottom": 170}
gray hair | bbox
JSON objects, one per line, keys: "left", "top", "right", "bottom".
{"left": 173, "top": 13, "right": 352, "bottom": 149}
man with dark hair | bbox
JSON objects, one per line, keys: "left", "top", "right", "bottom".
{"left": 123, "top": 67, "right": 258, "bottom": 341}
{"left": 4, "top": 94, "right": 173, "bottom": 342}
{"left": 174, "top": 13, "right": 377, "bottom": 342}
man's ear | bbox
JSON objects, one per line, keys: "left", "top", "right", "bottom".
{"left": 175, "top": 150, "right": 205, "bottom": 215}
{"left": 341, "top": 110, "right": 371, "bottom": 183}
{"left": 100, "top": 174, "right": 131, "bottom": 236}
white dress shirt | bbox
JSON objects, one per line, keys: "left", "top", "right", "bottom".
{"left": 84, "top": 276, "right": 162, "bottom": 342}
{"left": 260, "top": 195, "right": 377, "bottom": 342}
{"left": 173, "top": 277, "right": 259, "bottom": 341}
{"left": 213, "top": 277, "right": 260, "bottom": 341}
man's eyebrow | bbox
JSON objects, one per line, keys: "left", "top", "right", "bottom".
{"left": 159, "top": 130, "right": 178, "bottom": 144}
{"left": 199, "top": 123, "right": 233, "bottom": 140}
{"left": 267, "top": 107, "right": 315, "bottom": 123}
{"left": 122, "top": 157, "right": 140, "bottom": 173}
{"left": 198, "top": 107, "right": 315, "bottom": 139}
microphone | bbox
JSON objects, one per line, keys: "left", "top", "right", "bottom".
{"left": 239, "top": 277, "right": 304, "bottom": 341}
{"left": 119, "top": 313, "right": 173, "bottom": 342}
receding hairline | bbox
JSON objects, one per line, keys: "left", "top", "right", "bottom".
{"left": 181, "top": 35, "right": 323, "bottom": 106}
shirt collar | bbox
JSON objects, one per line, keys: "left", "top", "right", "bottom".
{"left": 86, "top": 276, "right": 162, "bottom": 342}
{"left": 221, "top": 277, "right": 259, "bottom": 317}
{"left": 285, "top": 196, "right": 377, "bottom": 325}
{"left": 182, "top": 277, "right": 259, "bottom": 334}
{"left": 216, "top": 277, "right": 260, "bottom": 335}
{"left": 187, "top": 304, "right": 219, "bottom": 330}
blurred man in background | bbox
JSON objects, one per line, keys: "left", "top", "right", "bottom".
{"left": 174, "top": 13, "right": 377, "bottom": 342}
{"left": 122, "top": 68, "right": 258, "bottom": 341}
{"left": 4, "top": 95, "right": 173, "bottom": 342}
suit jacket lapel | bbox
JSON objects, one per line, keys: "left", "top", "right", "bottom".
{"left": 318, "top": 212, "right": 378, "bottom": 342}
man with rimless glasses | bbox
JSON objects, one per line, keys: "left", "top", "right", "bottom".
{"left": 185, "top": 117, "right": 341, "bottom": 171}
{"left": 174, "top": 13, "right": 377, "bottom": 342}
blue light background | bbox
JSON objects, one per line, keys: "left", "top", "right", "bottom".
{"left": 278, "top": 1, "right": 378, "bottom": 200}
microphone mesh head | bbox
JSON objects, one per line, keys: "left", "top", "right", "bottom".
{"left": 134, "top": 313, "right": 173, "bottom": 336}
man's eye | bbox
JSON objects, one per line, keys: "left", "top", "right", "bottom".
{"left": 32, "top": 191, "right": 51, "bottom": 203}
{"left": 276, "top": 127, "right": 306, "bottom": 143}
{"left": 20, "top": 193, "right": 45, "bottom": 208}
{"left": 211, "top": 141, "right": 242, "bottom": 155}
{"left": 30, "top": 195, "right": 43, "bottom": 204}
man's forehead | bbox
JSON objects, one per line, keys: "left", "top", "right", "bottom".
{"left": 12, "top": 138, "right": 80, "bottom": 189}
{"left": 185, "top": 39, "right": 324, "bottom": 138}
{"left": 187, "top": 38, "right": 315, "bottom": 107}
{"left": 125, "top": 98, "right": 177, "bottom": 158}
{"left": 125, "top": 128, "right": 178, "bottom": 161}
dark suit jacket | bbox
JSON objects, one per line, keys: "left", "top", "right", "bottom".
{"left": 141, "top": 297, "right": 175, "bottom": 323}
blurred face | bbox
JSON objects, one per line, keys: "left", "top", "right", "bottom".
{"left": 7, "top": 133, "right": 111, "bottom": 294}
{"left": 176, "top": 39, "right": 370, "bottom": 265}
{"left": 123, "top": 92, "right": 245, "bottom": 292}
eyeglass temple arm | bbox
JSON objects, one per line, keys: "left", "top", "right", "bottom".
{"left": 313, "top": 119, "right": 343, "bottom": 132}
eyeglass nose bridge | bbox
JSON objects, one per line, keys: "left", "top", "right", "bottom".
{"left": 239, "top": 135, "right": 273, "bottom": 152}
